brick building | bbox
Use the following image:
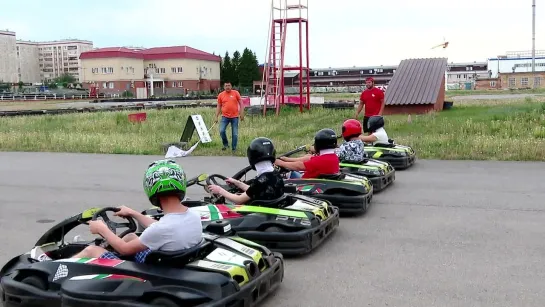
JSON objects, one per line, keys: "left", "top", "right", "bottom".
{"left": 80, "top": 46, "right": 221, "bottom": 97}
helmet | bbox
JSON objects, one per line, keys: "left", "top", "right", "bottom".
{"left": 341, "top": 119, "right": 362, "bottom": 141}
{"left": 367, "top": 116, "right": 385, "bottom": 132}
{"left": 143, "top": 159, "right": 187, "bottom": 208}
{"left": 247, "top": 137, "right": 276, "bottom": 170}
{"left": 313, "top": 128, "right": 338, "bottom": 152}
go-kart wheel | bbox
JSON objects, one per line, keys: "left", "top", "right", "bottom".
{"left": 149, "top": 297, "right": 179, "bottom": 307}
{"left": 20, "top": 275, "right": 48, "bottom": 290}
{"left": 92, "top": 207, "right": 138, "bottom": 239}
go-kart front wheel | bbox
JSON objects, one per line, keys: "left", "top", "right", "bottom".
{"left": 148, "top": 296, "right": 179, "bottom": 307}
{"left": 20, "top": 275, "right": 48, "bottom": 291}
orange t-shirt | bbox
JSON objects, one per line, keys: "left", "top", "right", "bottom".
{"left": 217, "top": 90, "right": 241, "bottom": 118}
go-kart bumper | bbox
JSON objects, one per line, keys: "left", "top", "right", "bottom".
{"left": 235, "top": 207, "right": 340, "bottom": 256}
{"left": 310, "top": 192, "right": 372, "bottom": 215}
{"left": 380, "top": 154, "right": 416, "bottom": 170}
{"left": 367, "top": 170, "right": 395, "bottom": 192}
{"left": 1, "top": 253, "right": 284, "bottom": 307}
{"left": 1, "top": 274, "right": 61, "bottom": 307}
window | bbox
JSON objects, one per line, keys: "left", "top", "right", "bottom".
{"left": 490, "top": 81, "right": 496, "bottom": 87}
{"left": 172, "top": 81, "right": 177, "bottom": 87}
{"left": 155, "top": 68, "right": 166, "bottom": 74}
{"left": 178, "top": 81, "right": 183, "bottom": 87}
{"left": 535, "top": 77, "right": 542, "bottom": 87}
{"left": 108, "top": 82, "right": 114, "bottom": 89}
{"left": 92, "top": 68, "right": 99, "bottom": 74}
{"left": 521, "top": 77, "right": 529, "bottom": 86}
{"left": 508, "top": 77, "right": 516, "bottom": 87}
{"left": 102, "top": 82, "right": 107, "bottom": 89}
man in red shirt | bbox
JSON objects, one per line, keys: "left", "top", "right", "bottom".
{"left": 355, "top": 77, "right": 385, "bottom": 133}
{"left": 275, "top": 129, "right": 340, "bottom": 179}
{"left": 215, "top": 82, "right": 245, "bottom": 152}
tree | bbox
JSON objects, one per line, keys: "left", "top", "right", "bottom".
{"left": 237, "top": 48, "right": 260, "bottom": 87}
{"left": 54, "top": 73, "right": 76, "bottom": 85}
{"left": 231, "top": 50, "right": 241, "bottom": 86}
{"left": 220, "top": 51, "right": 233, "bottom": 85}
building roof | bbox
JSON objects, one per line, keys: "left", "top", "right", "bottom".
{"left": 385, "top": 58, "right": 447, "bottom": 106}
{"left": 80, "top": 46, "right": 220, "bottom": 62}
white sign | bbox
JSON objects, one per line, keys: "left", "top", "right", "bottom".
{"left": 191, "top": 114, "right": 212, "bottom": 144}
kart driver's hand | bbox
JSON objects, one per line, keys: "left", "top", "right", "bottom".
{"left": 114, "top": 206, "right": 134, "bottom": 217}
{"left": 225, "top": 178, "right": 239, "bottom": 185}
{"left": 208, "top": 184, "right": 225, "bottom": 195}
{"left": 89, "top": 220, "right": 107, "bottom": 235}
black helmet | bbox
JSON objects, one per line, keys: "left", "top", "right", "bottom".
{"left": 247, "top": 137, "right": 276, "bottom": 170}
{"left": 367, "top": 116, "right": 385, "bottom": 132}
{"left": 313, "top": 128, "right": 338, "bottom": 152}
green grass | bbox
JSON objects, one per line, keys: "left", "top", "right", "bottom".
{"left": 446, "top": 88, "right": 545, "bottom": 97}
{"left": 0, "top": 98, "right": 544, "bottom": 161}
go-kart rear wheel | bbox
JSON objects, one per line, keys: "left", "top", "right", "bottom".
{"left": 149, "top": 297, "right": 179, "bottom": 307}
{"left": 20, "top": 275, "right": 48, "bottom": 290}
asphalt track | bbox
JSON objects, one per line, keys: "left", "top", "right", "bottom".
{"left": 1, "top": 152, "right": 545, "bottom": 307}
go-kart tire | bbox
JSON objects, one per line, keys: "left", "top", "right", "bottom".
{"left": 20, "top": 275, "right": 48, "bottom": 291}
{"left": 149, "top": 297, "right": 179, "bottom": 307}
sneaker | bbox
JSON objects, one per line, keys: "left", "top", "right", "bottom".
{"left": 222, "top": 147, "right": 227, "bottom": 151}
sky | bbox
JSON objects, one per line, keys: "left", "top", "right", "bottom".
{"left": 1, "top": 0, "right": 543, "bottom": 68}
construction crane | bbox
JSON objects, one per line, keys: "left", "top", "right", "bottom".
{"left": 431, "top": 37, "right": 449, "bottom": 49}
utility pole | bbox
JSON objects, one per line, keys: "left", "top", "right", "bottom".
{"left": 532, "top": 0, "right": 536, "bottom": 88}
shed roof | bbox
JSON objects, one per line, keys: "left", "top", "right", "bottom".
{"left": 385, "top": 58, "right": 447, "bottom": 105}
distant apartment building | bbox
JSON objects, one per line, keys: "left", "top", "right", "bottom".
{"left": 16, "top": 39, "right": 93, "bottom": 83}
{"left": 0, "top": 29, "right": 93, "bottom": 84}
{"left": 0, "top": 30, "right": 17, "bottom": 83}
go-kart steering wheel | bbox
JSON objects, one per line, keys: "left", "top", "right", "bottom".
{"left": 92, "top": 207, "right": 137, "bottom": 239}
{"left": 205, "top": 174, "right": 239, "bottom": 192}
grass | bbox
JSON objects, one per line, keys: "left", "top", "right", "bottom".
{"left": 0, "top": 97, "right": 544, "bottom": 161}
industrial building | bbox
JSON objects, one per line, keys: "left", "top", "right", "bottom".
{"left": 487, "top": 50, "right": 545, "bottom": 89}
{"left": 0, "top": 29, "right": 93, "bottom": 84}
{"left": 79, "top": 46, "right": 221, "bottom": 97}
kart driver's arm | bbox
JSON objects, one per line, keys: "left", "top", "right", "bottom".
{"left": 279, "top": 154, "right": 312, "bottom": 162}
{"left": 115, "top": 206, "right": 157, "bottom": 228}
{"left": 358, "top": 134, "right": 378, "bottom": 143}
{"left": 275, "top": 158, "right": 306, "bottom": 171}
{"left": 90, "top": 221, "right": 149, "bottom": 256}
{"left": 226, "top": 178, "right": 250, "bottom": 191}
{"left": 208, "top": 185, "right": 251, "bottom": 205}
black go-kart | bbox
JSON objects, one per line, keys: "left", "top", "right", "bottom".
{"left": 140, "top": 173, "right": 340, "bottom": 256}
{"left": 363, "top": 138, "right": 416, "bottom": 170}
{"left": 0, "top": 207, "right": 284, "bottom": 307}
{"left": 230, "top": 146, "right": 374, "bottom": 216}
{"left": 339, "top": 157, "right": 396, "bottom": 193}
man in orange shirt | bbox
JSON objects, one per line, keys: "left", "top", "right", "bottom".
{"left": 215, "top": 82, "right": 245, "bottom": 152}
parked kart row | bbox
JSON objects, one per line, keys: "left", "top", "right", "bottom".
{"left": 0, "top": 139, "right": 415, "bottom": 307}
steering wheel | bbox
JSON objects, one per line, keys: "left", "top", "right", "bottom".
{"left": 92, "top": 207, "right": 137, "bottom": 239}
{"left": 204, "top": 174, "right": 243, "bottom": 203}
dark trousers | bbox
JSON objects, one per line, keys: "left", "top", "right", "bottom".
{"left": 362, "top": 116, "right": 370, "bottom": 133}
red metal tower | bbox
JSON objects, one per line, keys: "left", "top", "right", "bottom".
{"left": 260, "top": 0, "right": 310, "bottom": 116}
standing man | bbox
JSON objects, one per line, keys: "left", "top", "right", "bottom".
{"left": 215, "top": 82, "right": 245, "bottom": 152}
{"left": 354, "top": 77, "right": 385, "bottom": 133}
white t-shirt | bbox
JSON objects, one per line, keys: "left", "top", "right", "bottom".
{"left": 139, "top": 210, "right": 203, "bottom": 251}
{"left": 372, "top": 127, "right": 389, "bottom": 145}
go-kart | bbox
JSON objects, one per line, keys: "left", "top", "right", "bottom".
{"left": 141, "top": 173, "right": 340, "bottom": 256}
{"left": 363, "top": 138, "right": 416, "bottom": 170}
{"left": 230, "top": 146, "right": 374, "bottom": 215}
{"left": 0, "top": 207, "right": 284, "bottom": 307}
{"left": 338, "top": 157, "right": 395, "bottom": 193}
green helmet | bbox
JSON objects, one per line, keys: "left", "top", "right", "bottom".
{"left": 143, "top": 159, "right": 187, "bottom": 207}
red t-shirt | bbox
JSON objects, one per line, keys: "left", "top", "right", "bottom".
{"left": 359, "top": 87, "right": 385, "bottom": 117}
{"left": 302, "top": 154, "right": 340, "bottom": 179}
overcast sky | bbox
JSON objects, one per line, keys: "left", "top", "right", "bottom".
{"left": 1, "top": 0, "right": 543, "bottom": 68}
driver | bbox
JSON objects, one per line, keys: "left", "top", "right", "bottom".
{"left": 71, "top": 159, "right": 202, "bottom": 263}
{"left": 208, "top": 137, "right": 284, "bottom": 204}
{"left": 358, "top": 115, "right": 389, "bottom": 145}
{"left": 275, "top": 128, "right": 340, "bottom": 179}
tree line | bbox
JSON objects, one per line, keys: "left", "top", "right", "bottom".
{"left": 219, "top": 48, "right": 261, "bottom": 88}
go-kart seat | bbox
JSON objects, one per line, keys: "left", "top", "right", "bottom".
{"left": 144, "top": 239, "right": 211, "bottom": 268}
{"left": 317, "top": 173, "right": 346, "bottom": 180}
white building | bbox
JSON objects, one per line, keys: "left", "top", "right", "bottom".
{"left": 487, "top": 50, "right": 545, "bottom": 78}
{"left": 0, "top": 29, "right": 93, "bottom": 84}
{"left": 0, "top": 30, "right": 18, "bottom": 83}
